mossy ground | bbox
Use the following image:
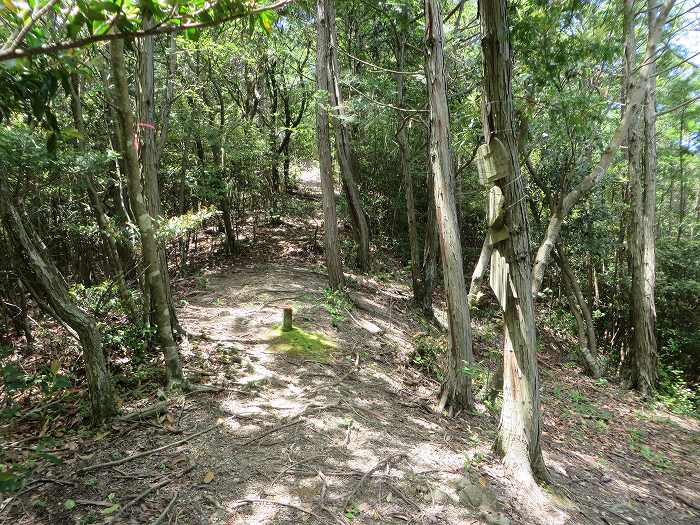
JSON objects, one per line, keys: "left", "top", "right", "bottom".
{"left": 265, "top": 325, "right": 336, "bottom": 362}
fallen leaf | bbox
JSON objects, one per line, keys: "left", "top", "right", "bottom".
{"left": 203, "top": 470, "right": 215, "bottom": 483}
{"left": 100, "top": 504, "right": 120, "bottom": 515}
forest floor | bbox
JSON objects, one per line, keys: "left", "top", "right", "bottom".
{"left": 1, "top": 163, "right": 699, "bottom": 525}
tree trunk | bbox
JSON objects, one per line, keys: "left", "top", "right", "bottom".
{"left": 221, "top": 198, "right": 236, "bottom": 256}
{"left": 693, "top": 178, "right": 700, "bottom": 239}
{"left": 68, "top": 73, "right": 136, "bottom": 319}
{"left": 677, "top": 109, "right": 685, "bottom": 241}
{"left": 421, "top": 170, "right": 440, "bottom": 316}
{"left": 529, "top": 0, "right": 675, "bottom": 297}
{"left": 555, "top": 249, "right": 601, "bottom": 378}
{"left": 395, "top": 33, "right": 422, "bottom": 304}
{"left": 316, "top": 0, "right": 344, "bottom": 290}
{"left": 326, "top": 0, "right": 370, "bottom": 271}
{"left": 424, "top": 0, "right": 474, "bottom": 414}
{"left": 138, "top": 14, "right": 181, "bottom": 336}
{"left": 620, "top": 0, "right": 659, "bottom": 397}
{"left": 479, "top": 0, "right": 547, "bottom": 487}
{"left": 0, "top": 178, "right": 115, "bottom": 424}
{"left": 110, "top": 37, "right": 186, "bottom": 388}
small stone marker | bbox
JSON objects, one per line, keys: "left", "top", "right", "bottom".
{"left": 282, "top": 306, "right": 293, "bottom": 332}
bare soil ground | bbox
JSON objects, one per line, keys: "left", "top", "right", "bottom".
{"left": 1, "top": 164, "right": 698, "bottom": 525}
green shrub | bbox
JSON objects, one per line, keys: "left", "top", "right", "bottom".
{"left": 411, "top": 334, "right": 445, "bottom": 381}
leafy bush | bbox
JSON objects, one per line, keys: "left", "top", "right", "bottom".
{"left": 656, "top": 239, "right": 700, "bottom": 386}
{"left": 322, "top": 288, "right": 352, "bottom": 326}
{"left": 656, "top": 366, "right": 698, "bottom": 416}
{"left": 411, "top": 333, "right": 445, "bottom": 381}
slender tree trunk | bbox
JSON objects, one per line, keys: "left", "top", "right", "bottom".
{"left": 421, "top": 170, "right": 440, "bottom": 316}
{"left": 395, "top": 34, "right": 422, "bottom": 304}
{"left": 0, "top": 178, "right": 115, "bottom": 424}
{"left": 68, "top": 73, "right": 135, "bottom": 319}
{"left": 424, "top": 0, "right": 474, "bottom": 414}
{"left": 316, "top": 0, "right": 344, "bottom": 290}
{"left": 677, "top": 109, "right": 685, "bottom": 241}
{"left": 326, "top": 0, "right": 370, "bottom": 271}
{"left": 138, "top": 14, "right": 181, "bottom": 335}
{"left": 221, "top": 198, "right": 236, "bottom": 256}
{"left": 555, "top": 249, "right": 601, "bottom": 378}
{"left": 110, "top": 37, "right": 186, "bottom": 388}
{"left": 479, "top": 0, "right": 547, "bottom": 487}
{"left": 693, "top": 179, "right": 700, "bottom": 239}
{"left": 529, "top": 0, "right": 675, "bottom": 296}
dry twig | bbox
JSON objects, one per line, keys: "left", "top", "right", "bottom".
{"left": 149, "top": 492, "right": 179, "bottom": 525}
{"left": 77, "top": 424, "right": 218, "bottom": 473}
{"left": 111, "top": 467, "right": 192, "bottom": 523}
{"left": 342, "top": 453, "right": 407, "bottom": 508}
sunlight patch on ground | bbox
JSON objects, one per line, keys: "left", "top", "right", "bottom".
{"left": 411, "top": 442, "right": 464, "bottom": 471}
{"left": 264, "top": 325, "right": 337, "bottom": 362}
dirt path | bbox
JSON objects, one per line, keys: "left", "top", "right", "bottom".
{"left": 2, "top": 164, "right": 698, "bottom": 525}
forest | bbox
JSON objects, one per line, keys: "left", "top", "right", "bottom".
{"left": 0, "top": 0, "right": 698, "bottom": 523}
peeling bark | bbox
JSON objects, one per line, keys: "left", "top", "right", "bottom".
{"left": 424, "top": 0, "right": 474, "bottom": 414}
{"left": 479, "top": 0, "right": 547, "bottom": 485}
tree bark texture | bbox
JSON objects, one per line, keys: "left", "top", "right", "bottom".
{"left": 110, "top": 36, "right": 185, "bottom": 387}
{"left": 326, "top": 0, "right": 370, "bottom": 271}
{"left": 0, "top": 178, "right": 116, "bottom": 424}
{"left": 137, "top": 14, "right": 181, "bottom": 335}
{"left": 479, "top": 0, "right": 547, "bottom": 483}
{"left": 316, "top": 0, "right": 344, "bottom": 290}
{"left": 424, "top": 0, "right": 474, "bottom": 414}
{"left": 621, "top": 0, "right": 659, "bottom": 396}
{"left": 395, "top": 33, "right": 422, "bottom": 304}
{"left": 421, "top": 170, "right": 440, "bottom": 316}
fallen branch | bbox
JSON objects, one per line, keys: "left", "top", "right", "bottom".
{"left": 117, "top": 400, "right": 170, "bottom": 422}
{"left": 77, "top": 424, "right": 218, "bottom": 473}
{"left": 110, "top": 467, "right": 192, "bottom": 523}
{"left": 348, "top": 293, "right": 393, "bottom": 321}
{"left": 342, "top": 453, "right": 407, "bottom": 508}
{"left": 75, "top": 499, "right": 113, "bottom": 507}
{"left": 676, "top": 494, "right": 700, "bottom": 512}
{"left": 150, "top": 492, "right": 179, "bottom": 525}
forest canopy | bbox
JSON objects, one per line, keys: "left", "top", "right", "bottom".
{"left": 0, "top": 0, "right": 698, "bottom": 524}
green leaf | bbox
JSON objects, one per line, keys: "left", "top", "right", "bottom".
{"left": 36, "top": 451, "right": 63, "bottom": 464}
{"left": 64, "top": 499, "right": 76, "bottom": 510}
{"left": 101, "top": 504, "right": 120, "bottom": 515}
{"left": 258, "top": 10, "right": 276, "bottom": 33}
{"left": 92, "top": 19, "right": 110, "bottom": 36}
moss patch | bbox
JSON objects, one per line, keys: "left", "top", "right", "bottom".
{"left": 265, "top": 326, "right": 336, "bottom": 362}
